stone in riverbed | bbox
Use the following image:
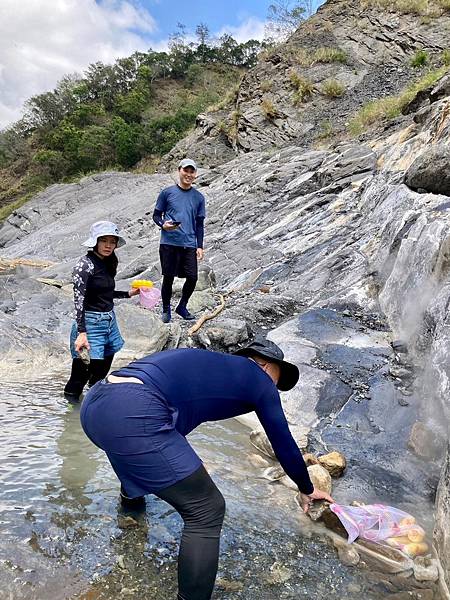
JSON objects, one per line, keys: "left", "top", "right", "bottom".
{"left": 318, "top": 451, "right": 346, "bottom": 477}
{"left": 249, "top": 430, "right": 277, "bottom": 460}
{"left": 413, "top": 556, "right": 439, "bottom": 582}
{"left": 333, "top": 536, "right": 360, "bottom": 566}
{"left": 307, "top": 464, "right": 332, "bottom": 495}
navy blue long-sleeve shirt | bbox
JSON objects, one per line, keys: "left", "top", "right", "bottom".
{"left": 113, "top": 348, "right": 313, "bottom": 494}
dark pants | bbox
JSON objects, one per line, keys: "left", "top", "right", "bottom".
{"left": 155, "top": 466, "right": 225, "bottom": 600}
{"left": 64, "top": 354, "right": 114, "bottom": 397}
{"left": 159, "top": 244, "right": 198, "bottom": 309}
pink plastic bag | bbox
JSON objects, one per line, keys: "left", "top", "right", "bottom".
{"left": 139, "top": 287, "right": 161, "bottom": 310}
{"left": 330, "top": 503, "right": 424, "bottom": 544}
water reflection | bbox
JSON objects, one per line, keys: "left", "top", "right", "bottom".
{"left": 54, "top": 401, "right": 100, "bottom": 509}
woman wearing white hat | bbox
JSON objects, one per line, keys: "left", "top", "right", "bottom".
{"left": 64, "top": 221, "right": 139, "bottom": 399}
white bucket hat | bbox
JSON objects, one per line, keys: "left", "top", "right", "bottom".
{"left": 82, "top": 221, "right": 126, "bottom": 248}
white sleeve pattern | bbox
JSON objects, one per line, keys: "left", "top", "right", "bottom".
{"left": 73, "top": 256, "right": 94, "bottom": 333}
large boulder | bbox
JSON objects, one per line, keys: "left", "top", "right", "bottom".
{"left": 404, "top": 144, "right": 450, "bottom": 196}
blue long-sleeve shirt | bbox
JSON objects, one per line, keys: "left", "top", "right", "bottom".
{"left": 113, "top": 348, "right": 313, "bottom": 494}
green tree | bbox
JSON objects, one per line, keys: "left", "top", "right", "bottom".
{"left": 110, "top": 117, "right": 141, "bottom": 168}
{"left": 31, "top": 149, "right": 69, "bottom": 180}
{"left": 77, "top": 125, "right": 114, "bottom": 172}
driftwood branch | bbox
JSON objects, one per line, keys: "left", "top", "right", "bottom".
{"left": 188, "top": 294, "right": 226, "bottom": 336}
{"left": 0, "top": 257, "right": 54, "bottom": 273}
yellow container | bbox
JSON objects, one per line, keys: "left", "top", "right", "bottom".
{"left": 131, "top": 279, "right": 154, "bottom": 289}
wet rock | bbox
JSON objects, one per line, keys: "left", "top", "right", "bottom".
{"left": 195, "top": 317, "right": 249, "bottom": 350}
{"left": 248, "top": 453, "right": 272, "bottom": 469}
{"left": 404, "top": 144, "right": 450, "bottom": 196}
{"left": 117, "top": 516, "right": 139, "bottom": 529}
{"left": 307, "top": 464, "right": 332, "bottom": 494}
{"left": 392, "top": 340, "right": 408, "bottom": 353}
{"left": 318, "top": 451, "right": 346, "bottom": 478}
{"left": 303, "top": 452, "right": 320, "bottom": 466}
{"left": 249, "top": 430, "right": 277, "bottom": 460}
{"left": 333, "top": 537, "right": 360, "bottom": 566}
{"left": 408, "top": 421, "right": 446, "bottom": 460}
{"left": 385, "top": 591, "right": 433, "bottom": 600}
{"left": 262, "top": 466, "right": 285, "bottom": 481}
{"left": 265, "top": 561, "right": 292, "bottom": 585}
{"left": 413, "top": 557, "right": 439, "bottom": 583}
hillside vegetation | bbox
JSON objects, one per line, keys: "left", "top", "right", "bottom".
{"left": 0, "top": 33, "right": 267, "bottom": 220}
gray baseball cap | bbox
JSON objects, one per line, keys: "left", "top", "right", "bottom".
{"left": 82, "top": 221, "right": 126, "bottom": 248}
{"left": 179, "top": 158, "right": 197, "bottom": 170}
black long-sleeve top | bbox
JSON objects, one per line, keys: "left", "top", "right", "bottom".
{"left": 72, "top": 251, "right": 129, "bottom": 333}
{"left": 113, "top": 348, "right": 314, "bottom": 494}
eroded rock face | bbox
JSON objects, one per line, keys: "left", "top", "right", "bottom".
{"left": 434, "top": 445, "right": 450, "bottom": 594}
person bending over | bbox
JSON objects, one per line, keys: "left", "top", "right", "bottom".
{"left": 80, "top": 337, "right": 333, "bottom": 599}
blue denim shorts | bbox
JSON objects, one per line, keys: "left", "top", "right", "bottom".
{"left": 70, "top": 310, "right": 124, "bottom": 359}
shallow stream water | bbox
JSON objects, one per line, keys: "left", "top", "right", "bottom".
{"left": 0, "top": 377, "right": 441, "bottom": 599}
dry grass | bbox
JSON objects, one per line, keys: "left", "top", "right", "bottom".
{"left": 292, "top": 46, "right": 348, "bottom": 67}
{"left": 260, "top": 80, "right": 273, "bottom": 93}
{"left": 289, "top": 70, "right": 315, "bottom": 104}
{"left": 260, "top": 97, "right": 279, "bottom": 119}
{"left": 362, "top": 0, "right": 448, "bottom": 15}
{"left": 321, "top": 79, "right": 345, "bottom": 98}
{"left": 348, "top": 66, "right": 448, "bottom": 135}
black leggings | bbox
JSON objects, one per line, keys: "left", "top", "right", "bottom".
{"left": 64, "top": 354, "right": 114, "bottom": 396}
{"left": 155, "top": 466, "right": 226, "bottom": 600}
{"left": 161, "top": 275, "right": 197, "bottom": 308}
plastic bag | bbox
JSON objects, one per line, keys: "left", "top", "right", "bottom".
{"left": 330, "top": 503, "right": 427, "bottom": 556}
{"left": 139, "top": 286, "right": 161, "bottom": 310}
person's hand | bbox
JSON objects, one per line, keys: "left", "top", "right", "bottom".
{"left": 128, "top": 288, "right": 140, "bottom": 297}
{"left": 299, "top": 486, "right": 334, "bottom": 513}
{"left": 162, "top": 221, "right": 180, "bottom": 231}
{"left": 196, "top": 248, "right": 204, "bottom": 260}
{"left": 75, "top": 332, "right": 90, "bottom": 352}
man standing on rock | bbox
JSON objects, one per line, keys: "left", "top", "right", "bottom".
{"left": 152, "top": 158, "right": 205, "bottom": 323}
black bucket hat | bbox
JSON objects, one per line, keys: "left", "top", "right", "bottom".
{"left": 234, "top": 337, "right": 299, "bottom": 391}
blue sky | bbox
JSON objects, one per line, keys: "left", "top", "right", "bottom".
{"left": 0, "top": 0, "right": 311, "bottom": 128}
{"left": 140, "top": 0, "right": 272, "bottom": 42}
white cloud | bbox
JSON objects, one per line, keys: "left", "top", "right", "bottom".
{"left": 215, "top": 17, "right": 266, "bottom": 44}
{"left": 0, "top": 0, "right": 158, "bottom": 129}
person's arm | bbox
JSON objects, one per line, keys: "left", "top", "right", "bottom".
{"left": 72, "top": 257, "right": 94, "bottom": 351}
{"left": 153, "top": 188, "right": 178, "bottom": 230}
{"left": 255, "top": 389, "right": 314, "bottom": 494}
{"left": 114, "top": 289, "right": 139, "bottom": 299}
{"left": 195, "top": 216, "right": 205, "bottom": 260}
{"left": 152, "top": 208, "right": 164, "bottom": 228}
{"left": 196, "top": 194, "right": 206, "bottom": 259}
{"left": 255, "top": 388, "right": 333, "bottom": 512}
